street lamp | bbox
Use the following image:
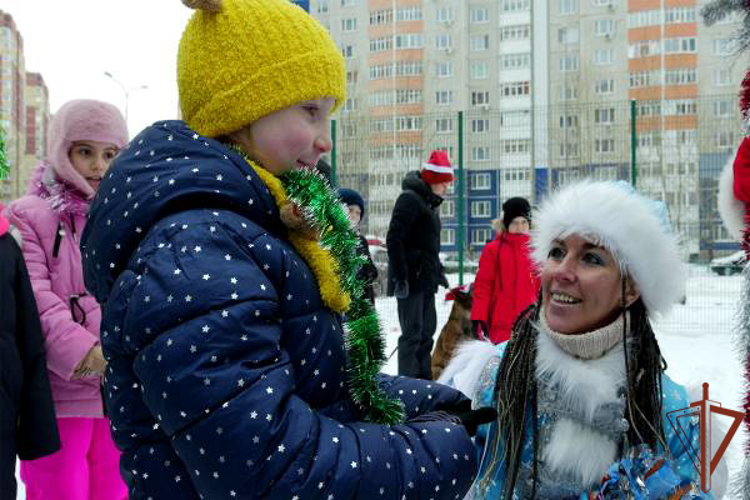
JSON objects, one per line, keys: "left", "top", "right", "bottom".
{"left": 103, "top": 71, "right": 148, "bottom": 123}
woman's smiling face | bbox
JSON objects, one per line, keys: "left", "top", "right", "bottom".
{"left": 541, "top": 234, "right": 639, "bottom": 334}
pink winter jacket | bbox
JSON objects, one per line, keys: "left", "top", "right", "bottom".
{"left": 6, "top": 165, "right": 103, "bottom": 417}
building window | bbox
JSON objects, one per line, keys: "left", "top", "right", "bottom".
{"left": 436, "top": 62, "right": 453, "bottom": 78}
{"left": 713, "top": 100, "right": 732, "bottom": 117}
{"left": 471, "top": 147, "right": 491, "bottom": 161}
{"left": 559, "top": 84, "right": 578, "bottom": 101}
{"left": 501, "top": 139, "right": 531, "bottom": 154}
{"left": 440, "top": 200, "right": 455, "bottom": 217}
{"left": 395, "top": 33, "right": 424, "bottom": 49}
{"left": 559, "top": 114, "right": 579, "bottom": 128}
{"left": 499, "top": 53, "right": 531, "bottom": 70}
{"left": 317, "top": 0, "right": 329, "bottom": 13}
{"left": 594, "top": 19, "right": 614, "bottom": 36}
{"left": 346, "top": 70, "right": 358, "bottom": 84}
{"left": 436, "top": 34, "right": 452, "bottom": 50}
{"left": 665, "top": 7, "right": 696, "bottom": 23}
{"left": 441, "top": 228, "right": 455, "bottom": 245}
{"left": 560, "top": 54, "right": 579, "bottom": 72}
{"left": 664, "top": 37, "right": 696, "bottom": 54}
{"left": 500, "top": 25, "right": 530, "bottom": 41}
{"left": 594, "top": 138, "right": 615, "bottom": 153}
{"left": 396, "top": 6, "right": 423, "bottom": 21}
{"left": 341, "top": 18, "right": 357, "bottom": 31}
{"left": 470, "top": 61, "right": 489, "bottom": 79}
{"left": 471, "top": 201, "right": 492, "bottom": 217}
{"left": 341, "top": 0, "right": 356, "bottom": 6}
{"left": 594, "top": 108, "right": 615, "bottom": 124}
{"left": 471, "top": 119, "right": 490, "bottom": 133}
{"left": 341, "top": 45, "right": 355, "bottom": 59}
{"left": 593, "top": 49, "right": 613, "bottom": 65}
{"left": 714, "top": 68, "right": 732, "bottom": 86}
{"left": 343, "top": 98, "right": 357, "bottom": 112}
{"left": 435, "top": 118, "right": 453, "bottom": 133}
{"left": 594, "top": 79, "right": 614, "bottom": 94}
{"left": 472, "top": 228, "right": 494, "bottom": 245}
{"left": 470, "top": 34, "right": 490, "bottom": 51}
{"left": 436, "top": 7, "right": 453, "bottom": 23}
{"left": 558, "top": 27, "right": 579, "bottom": 44}
{"left": 714, "top": 38, "right": 735, "bottom": 55}
{"left": 559, "top": 0, "right": 578, "bottom": 15}
{"left": 500, "top": 81, "right": 531, "bottom": 97}
{"left": 502, "top": 0, "right": 531, "bottom": 12}
{"left": 628, "top": 40, "right": 660, "bottom": 58}
{"left": 471, "top": 172, "right": 491, "bottom": 190}
{"left": 470, "top": 7, "right": 489, "bottom": 23}
{"left": 471, "top": 91, "right": 490, "bottom": 106}
{"left": 716, "top": 131, "right": 735, "bottom": 149}
{"left": 435, "top": 90, "right": 453, "bottom": 105}
{"left": 664, "top": 68, "right": 696, "bottom": 85}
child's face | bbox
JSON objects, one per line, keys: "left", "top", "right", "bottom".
{"left": 347, "top": 204, "right": 361, "bottom": 225}
{"left": 68, "top": 140, "right": 119, "bottom": 192}
{"left": 229, "top": 98, "right": 335, "bottom": 176}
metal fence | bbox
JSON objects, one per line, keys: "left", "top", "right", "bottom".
{"left": 330, "top": 96, "right": 745, "bottom": 335}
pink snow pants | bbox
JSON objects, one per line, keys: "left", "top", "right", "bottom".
{"left": 20, "top": 417, "right": 127, "bottom": 500}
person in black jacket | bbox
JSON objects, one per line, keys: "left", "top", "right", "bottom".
{"left": 387, "top": 150, "right": 452, "bottom": 379}
{"left": 339, "top": 188, "right": 378, "bottom": 304}
{"left": 0, "top": 203, "right": 60, "bottom": 500}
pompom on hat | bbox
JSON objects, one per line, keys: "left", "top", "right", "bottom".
{"left": 177, "top": 0, "right": 346, "bottom": 138}
{"left": 421, "top": 150, "right": 454, "bottom": 185}
{"left": 532, "top": 181, "right": 686, "bottom": 318}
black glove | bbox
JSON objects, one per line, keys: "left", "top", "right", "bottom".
{"left": 452, "top": 406, "right": 497, "bottom": 437}
{"left": 394, "top": 280, "right": 409, "bottom": 299}
{"left": 438, "top": 274, "right": 449, "bottom": 289}
{"left": 436, "top": 399, "right": 498, "bottom": 437}
{"left": 472, "top": 320, "right": 489, "bottom": 340}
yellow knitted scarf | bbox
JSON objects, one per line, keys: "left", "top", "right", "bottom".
{"left": 246, "top": 160, "right": 351, "bottom": 313}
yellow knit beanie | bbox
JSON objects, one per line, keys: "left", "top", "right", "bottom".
{"left": 178, "top": 0, "right": 346, "bottom": 138}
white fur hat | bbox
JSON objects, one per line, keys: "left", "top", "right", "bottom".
{"left": 532, "top": 181, "right": 686, "bottom": 318}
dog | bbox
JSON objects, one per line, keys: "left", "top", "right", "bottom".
{"left": 431, "top": 284, "right": 474, "bottom": 380}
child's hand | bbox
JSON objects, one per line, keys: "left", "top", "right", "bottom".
{"left": 74, "top": 345, "right": 107, "bottom": 379}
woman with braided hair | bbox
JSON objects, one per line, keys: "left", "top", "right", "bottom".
{"left": 441, "top": 181, "right": 727, "bottom": 498}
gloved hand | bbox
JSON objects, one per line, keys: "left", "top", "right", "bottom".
{"left": 435, "top": 399, "right": 498, "bottom": 437}
{"left": 394, "top": 280, "right": 409, "bottom": 299}
{"left": 438, "top": 273, "right": 449, "bottom": 289}
{"left": 451, "top": 406, "right": 497, "bottom": 437}
{"left": 472, "top": 320, "right": 488, "bottom": 340}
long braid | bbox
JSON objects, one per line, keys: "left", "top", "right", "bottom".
{"left": 623, "top": 296, "right": 667, "bottom": 450}
{"left": 477, "top": 296, "right": 541, "bottom": 498}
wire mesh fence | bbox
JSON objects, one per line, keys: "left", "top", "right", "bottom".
{"left": 332, "top": 96, "right": 744, "bottom": 337}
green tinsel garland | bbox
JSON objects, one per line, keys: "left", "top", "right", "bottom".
{"left": 0, "top": 130, "right": 8, "bottom": 181}
{"left": 281, "top": 168, "right": 406, "bottom": 425}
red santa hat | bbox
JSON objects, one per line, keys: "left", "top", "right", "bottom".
{"left": 718, "top": 137, "right": 750, "bottom": 241}
{"left": 421, "top": 150, "right": 454, "bottom": 185}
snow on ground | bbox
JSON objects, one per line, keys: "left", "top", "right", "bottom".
{"left": 14, "top": 267, "right": 747, "bottom": 498}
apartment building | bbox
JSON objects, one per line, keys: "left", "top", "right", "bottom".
{"left": 312, "top": 0, "right": 535, "bottom": 255}
{"left": 312, "top": 0, "right": 745, "bottom": 258}
{"left": 22, "top": 71, "right": 49, "bottom": 190}
{"left": 0, "top": 10, "right": 49, "bottom": 203}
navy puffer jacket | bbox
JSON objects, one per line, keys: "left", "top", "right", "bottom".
{"left": 81, "top": 121, "right": 477, "bottom": 500}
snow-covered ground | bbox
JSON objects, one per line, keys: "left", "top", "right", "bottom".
{"left": 14, "top": 267, "right": 747, "bottom": 498}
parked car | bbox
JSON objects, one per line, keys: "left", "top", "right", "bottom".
{"left": 710, "top": 250, "right": 747, "bottom": 276}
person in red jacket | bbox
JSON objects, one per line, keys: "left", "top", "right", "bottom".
{"left": 471, "top": 197, "right": 540, "bottom": 344}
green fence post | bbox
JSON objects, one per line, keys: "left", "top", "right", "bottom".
{"left": 458, "top": 111, "right": 465, "bottom": 286}
{"left": 630, "top": 100, "right": 637, "bottom": 187}
{"left": 331, "top": 118, "right": 337, "bottom": 187}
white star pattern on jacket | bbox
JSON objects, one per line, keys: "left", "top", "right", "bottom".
{"left": 82, "top": 122, "right": 479, "bottom": 499}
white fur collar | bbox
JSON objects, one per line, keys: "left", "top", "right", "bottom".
{"left": 536, "top": 326, "right": 627, "bottom": 486}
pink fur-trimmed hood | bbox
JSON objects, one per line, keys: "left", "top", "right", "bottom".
{"left": 47, "top": 99, "right": 128, "bottom": 200}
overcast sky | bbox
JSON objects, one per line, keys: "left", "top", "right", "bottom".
{"left": 0, "top": 1, "right": 193, "bottom": 137}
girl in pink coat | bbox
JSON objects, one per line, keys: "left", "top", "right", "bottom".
{"left": 6, "top": 99, "right": 129, "bottom": 500}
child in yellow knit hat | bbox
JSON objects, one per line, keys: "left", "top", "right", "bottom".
{"left": 80, "top": 1, "right": 485, "bottom": 498}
